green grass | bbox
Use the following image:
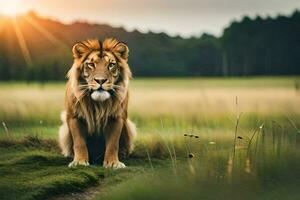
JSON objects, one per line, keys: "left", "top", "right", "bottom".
{"left": 97, "top": 119, "right": 300, "bottom": 200}
{"left": 0, "top": 136, "right": 164, "bottom": 200}
{"left": 0, "top": 140, "right": 103, "bottom": 200}
{"left": 0, "top": 77, "right": 300, "bottom": 200}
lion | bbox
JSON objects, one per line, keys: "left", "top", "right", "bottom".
{"left": 58, "top": 38, "right": 136, "bottom": 169}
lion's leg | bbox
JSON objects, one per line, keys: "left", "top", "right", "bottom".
{"left": 67, "top": 117, "right": 89, "bottom": 167}
{"left": 103, "top": 118, "right": 125, "bottom": 169}
{"left": 58, "top": 111, "right": 73, "bottom": 157}
{"left": 119, "top": 119, "right": 137, "bottom": 158}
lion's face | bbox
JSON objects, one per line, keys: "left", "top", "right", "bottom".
{"left": 82, "top": 51, "right": 120, "bottom": 101}
{"left": 70, "top": 39, "right": 131, "bottom": 102}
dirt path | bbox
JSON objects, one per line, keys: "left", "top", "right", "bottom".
{"left": 50, "top": 180, "right": 104, "bottom": 200}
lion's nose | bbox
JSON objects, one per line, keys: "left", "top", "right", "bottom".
{"left": 94, "top": 77, "right": 108, "bottom": 86}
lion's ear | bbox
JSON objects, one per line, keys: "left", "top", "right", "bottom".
{"left": 72, "top": 42, "right": 89, "bottom": 59}
{"left": 114, "top": 42, "right": 129, "bottom": 60}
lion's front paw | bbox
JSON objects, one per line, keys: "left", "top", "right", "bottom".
{"left": 103, "top": 160, "right": 126, "bottom": 169}
{"left": 68, "top": 159, "right": 90, "bottom": 167}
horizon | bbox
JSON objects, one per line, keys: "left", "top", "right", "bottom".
{"left": 0, "top": 0, "right": 299, "bottom": 37}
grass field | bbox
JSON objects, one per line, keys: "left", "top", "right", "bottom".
{"left": 0, "top": 77, "right": 300, "bottom": 200}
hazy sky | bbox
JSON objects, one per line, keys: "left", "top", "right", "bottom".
{"left": 1, "top": 0, "right": 300, "bottom": 37}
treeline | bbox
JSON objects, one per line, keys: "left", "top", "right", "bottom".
{"left": 0, "top": 10, "right": 299, "bottom": 80}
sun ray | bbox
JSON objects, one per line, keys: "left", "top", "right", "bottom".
{"left": 11, "top": 18, "right": 33, "bottom": 66}
{"left": 0, "top": 20, "right": 6, "bottom": 35}
{"left": 24, "top": 15, "right": 70, "bottom": 52}
{"left": 0, "top": 17, "right": 10, "bottom": 35}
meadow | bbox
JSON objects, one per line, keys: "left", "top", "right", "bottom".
{"left": 0, "top": 77, "right": 300, "bottom": 200}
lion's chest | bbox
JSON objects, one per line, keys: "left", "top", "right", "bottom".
{"left": 76, "top": 102, "right": 121, "bottom": 133}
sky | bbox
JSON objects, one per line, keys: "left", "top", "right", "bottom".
{"left": 0, "top": 0, "right": 299, "bottom": 37}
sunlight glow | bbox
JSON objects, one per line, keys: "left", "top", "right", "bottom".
{"left": 11, "top": 18, "right": 33, "bottom": 66}
{"left": 24, "top": 15, "right": 70, "bottom": 52}
{"left": 0, "top": 0, "right": 23, "bottom": 16}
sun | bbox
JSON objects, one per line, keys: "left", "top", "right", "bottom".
{"left": 0, "top": 0, "right": 23, "bottom": 16}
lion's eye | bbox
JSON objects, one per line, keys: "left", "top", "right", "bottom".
{"left": 87, "top": 63, "right": 95, "bottom": 69}
{"left": 108, "top": 63, "right": 116, "bottom": 70}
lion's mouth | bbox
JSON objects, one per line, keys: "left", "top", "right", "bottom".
{"left": 90, "top": 88, "right": 111, "bottom": 102}
{"left": 96, "top": 87, "right": 105, "bottom": 92}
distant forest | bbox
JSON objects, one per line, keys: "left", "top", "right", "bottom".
{"left": 0, "top": 10, "right": 299, "bottom": 80}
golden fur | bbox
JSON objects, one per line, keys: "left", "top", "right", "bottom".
{"left": 58, "top": 38, "right": 136, "bottom": 169}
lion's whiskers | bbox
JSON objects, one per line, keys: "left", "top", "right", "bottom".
{"left": 78, "top": 83, "right": 96, "bottom": 88}
{"left": 112, "top": 84, "right": 125, "bottom": 91}
{"left": 78, "top": 85, "right": 89, "bottom": 90}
